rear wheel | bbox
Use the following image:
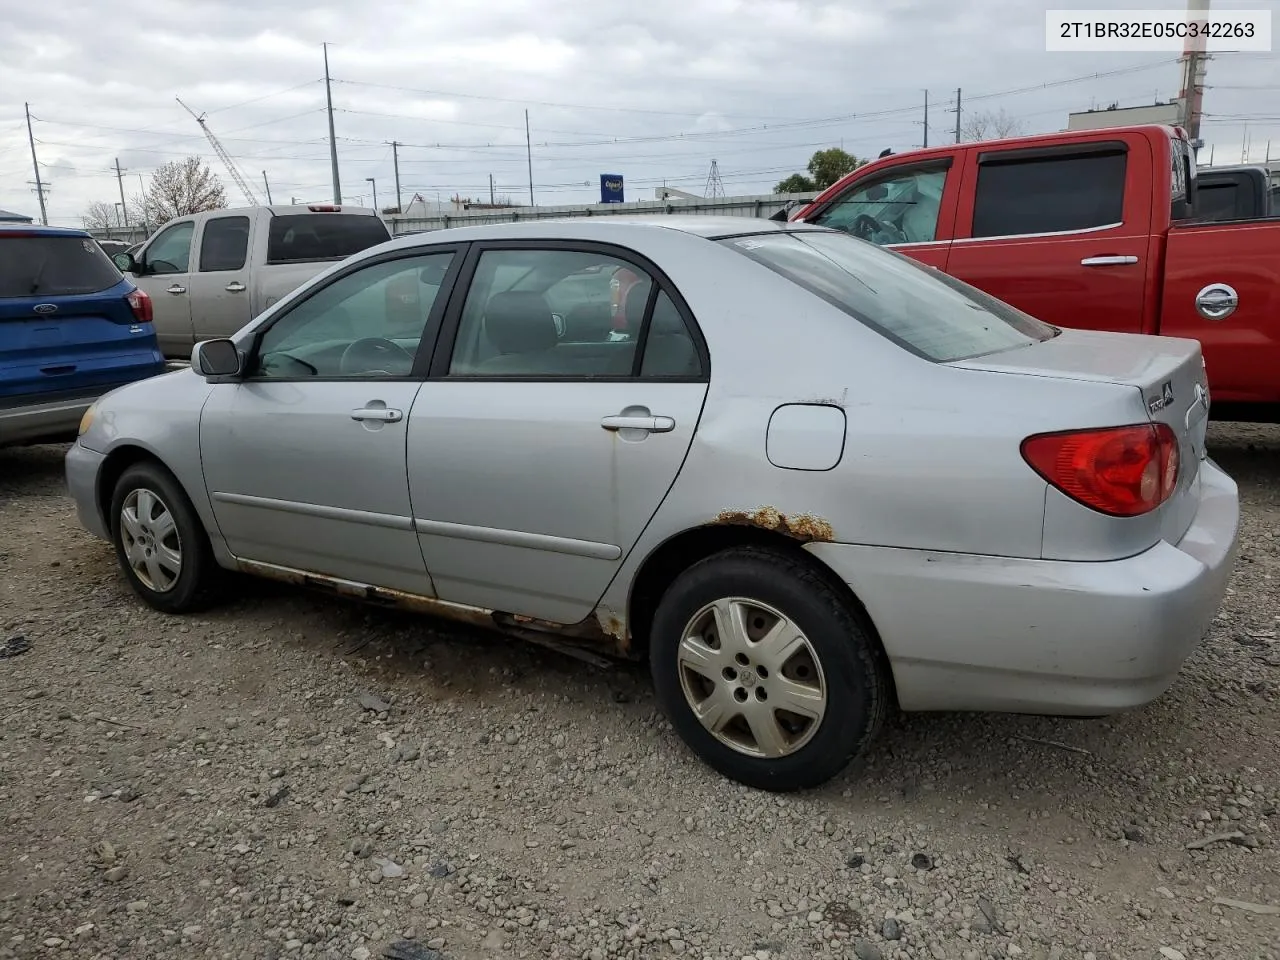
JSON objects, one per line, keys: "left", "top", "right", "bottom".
{"left": 649, "top": 546, "right": 887, "bottom": 791}
{"left": 109, "top": 462, "right": 221, "bottom": 614}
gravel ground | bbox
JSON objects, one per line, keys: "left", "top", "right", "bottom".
{"left": 1, "top": 424, "right": 1278, "bottom": 960}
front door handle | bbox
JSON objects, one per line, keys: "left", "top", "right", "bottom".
{"left": 601, "top": 414, "right": 675, "bottom": 433}
{"left": 351, "top": 407, "right": 403, "bottom": 423}
{"left": 166, "top": 284, "right": 187, "bottom": 295}
{"left": 1080, "top": 255, "right": 1138, "bottom": 267}
{"left": 225, "top": 281, "right": 246, "bottom": 293}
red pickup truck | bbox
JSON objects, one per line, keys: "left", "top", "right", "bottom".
{"left": 789, "top": 124, "right": 1280, "bottom": 419}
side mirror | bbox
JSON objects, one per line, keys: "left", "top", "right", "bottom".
{"left": 112, "top": 252, "right": 138, "bottom": 274}
{"left": 191, "top": 339, "right": 242, "bottom": 379}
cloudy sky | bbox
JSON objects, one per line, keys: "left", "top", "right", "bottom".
{"left": 0, "top": 0, "right": 1276, "bottom": 226}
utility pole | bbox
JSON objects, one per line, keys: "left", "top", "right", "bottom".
{"left": 365, "top": 177, "right": 378, "bottom": 211}
{"left": 489, "top": 173, "right": 495, "bottom": 205}
{"left": 323, "top": 42, "right": 341, "bottom": 204}
{"left": 136, "top": 174, "right": 149, "bottom": 237}
{"left": 1177, "top": 0, "right": 1210, "bottom": 154}
{"left": 114, "top": 158, "right": 130, "bottom": 228}
{"left": 525, "top": 110, "right": 535, "bottom": 207}
{"left": 390, "top": 141, "right": 402, "bottom": 212}
{"left": 262, "top": 171, "right": 273, "bottom": 205}
{"left": 24, "top": 102, "right": 48, "bottom": 225}
{"left": 953, "top": 88, "right": 962, "bottom": 144}
{"left": 923, "top": 90, "right": 929, "bottom": 148}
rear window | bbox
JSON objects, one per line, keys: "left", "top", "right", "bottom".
{"left": 0, "top": 235, "right": 122, "bottom": 299}
{"left": 722, "top": 230, "right": 1057, "bottom": 362}
{"left": 1196, "top": 181, "right": 1243, "bottom": 222}
{"left": 265, "top": 214, "right": 390, "bottom": 265}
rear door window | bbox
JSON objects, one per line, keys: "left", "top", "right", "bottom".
{"left": 723, "top": 230, "right": 1056, "bottom": 362}
{"left": 265, "top": 214, "right": 390, "bottom": 265}
{"left": 971, "top": 146, "right": 1127, "bottom": 237}
{"left": 199, "top": 216, "right": 251, "bottom": 272}
{"left": 0, "top": 235, "right": 123, "bottom": 298}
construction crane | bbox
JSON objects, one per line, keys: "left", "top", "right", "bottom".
{"left": 175, "top": 97, "right": 261, "bottom": 207}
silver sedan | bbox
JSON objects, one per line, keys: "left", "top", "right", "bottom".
{"left": 65, "top": 216, "right": 1240, "bottom": 791}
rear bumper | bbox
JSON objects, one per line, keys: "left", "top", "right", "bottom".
{"left": 0, "top": 392, "right": 97, "bottom": 447}
{"left": 64, "top": 441, "right": 110, "bottom": 541}
{"left": 807, "top": 458, "right": 1240, "bottom": 715}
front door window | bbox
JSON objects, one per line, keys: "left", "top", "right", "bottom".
{"left": 143, "top": 221, "right": 195, "bottom": 274}
{"left": 810, "top": 167, "right": 948, "bottom": 245}
{"left": 251, "top": 252, "right": 455, "bottom": 379}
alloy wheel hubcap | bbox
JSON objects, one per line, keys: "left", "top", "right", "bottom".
{"left": 120, "top": 489, "right": 182, "bottom": 593}
{"left": 676, "top": 597, "right": 827, "bottom": 759}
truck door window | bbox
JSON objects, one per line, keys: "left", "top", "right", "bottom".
{"left": 810, "top": 166, "right": 948, "bottom": 245}
{"left": 971, "top": 146, "right": 1126, "bottom": 238}
{"left": 198, "top": 216, "right": 250, "bottom": 272}
{"left": 142, "top": 221, "right": 194, "bottom": 275}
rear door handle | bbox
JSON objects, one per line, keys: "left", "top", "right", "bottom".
{"left": 225, "top": 281, "right": 246, "bottom": 293}
{"left": 40, "top": 365, "right": 76, "bottom": 376}
{"left": 1080, "top": 255, "right": 1138, "bottom": 266}
{"left": 166, "top": 284, "right": 187, "bottom": 295}
{"left": 351, "top": 407, "right": 403, "bottom": 423}
{"left": 601, "top": 415, "right": 675, "bottom": 433}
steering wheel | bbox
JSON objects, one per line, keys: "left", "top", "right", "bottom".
{"left": 339, "top": 337, "right": 415, "bottom": 376}
{"left": 850, "top": 213, "right": 890, "bottom": 242}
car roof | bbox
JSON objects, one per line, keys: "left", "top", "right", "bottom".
{"left": 0, "top": 223, "right": 92, "bottom": 238}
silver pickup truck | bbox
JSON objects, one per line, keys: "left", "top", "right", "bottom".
{"left": 111, "top": 204, "right": 391, "bottom": 359}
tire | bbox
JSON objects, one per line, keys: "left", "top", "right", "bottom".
{"left": 108, "top": 461, "right": 222, "bottom": 614}
{"left": 649, "top": 546, "right": 888, "bottom": 792}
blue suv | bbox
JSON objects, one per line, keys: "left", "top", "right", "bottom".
{"left": 1, "top": 224, "right": 165, "bottom": 447}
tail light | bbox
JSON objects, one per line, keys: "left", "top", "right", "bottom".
{"left": 1021, "top": 423, "right": 1180, "bottom": 517}
{"left": 126, "top": 288, "right": 153, "bottom": 324}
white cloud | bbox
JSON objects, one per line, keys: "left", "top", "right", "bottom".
{"left": 0, "top": 0, "right": 1275, "bottom": 224}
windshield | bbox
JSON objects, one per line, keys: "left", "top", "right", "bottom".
{"left": 0, "top": 234, "right": 123, "bottom": 299}
{"left": 721, "top": 230, "right": 1058, "bottom": 362}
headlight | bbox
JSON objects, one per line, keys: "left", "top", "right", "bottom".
{"left": 78, "top": 404, "right": 97, "bottom": 436}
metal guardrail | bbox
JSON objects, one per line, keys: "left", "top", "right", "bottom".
{"left": 387, "top": 192, "right": 817, "bottom": 236}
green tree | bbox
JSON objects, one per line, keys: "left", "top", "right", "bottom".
{"left": 774, "top": 173, "right": 817, "bottom": 193}
{"left": 774, "top": 148, "right": 866, "bottom": 194}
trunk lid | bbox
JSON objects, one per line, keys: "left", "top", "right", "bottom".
{"left": 954, "top": 328, "right": 1210, "bottom": 542}
{"left": 0, "top": 282, "right": 161, "bottom": 402}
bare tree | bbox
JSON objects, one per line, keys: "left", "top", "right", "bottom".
{"left": 959, "top": 108, "right": 1027, "bottom": 143}
{"left": 81, "top": 200, "right": 121, "bottom": 231}
{"left": 144, "top": 157, "right": 227, "bottom": 227}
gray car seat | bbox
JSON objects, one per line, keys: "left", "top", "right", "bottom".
{"left": 475, "top": 291, "right": 563, "bottom": 374}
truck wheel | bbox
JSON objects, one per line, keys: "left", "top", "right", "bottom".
{"left": 649, "top": 546, "right": 888, "bottom": 792}
{"left": 109, "top": 462, "right": 222, "bottom": 614}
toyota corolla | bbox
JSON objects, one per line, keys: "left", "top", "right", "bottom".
{"left": 65, "top": 217, "right": 1239, "bottom": 791}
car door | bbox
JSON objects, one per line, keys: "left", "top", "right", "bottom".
{"left": 945, "top": 136, "right": 1151, "bottom": 333}
{"left": 801, "top": 157, "right": 960, "bottom": 270}
{"left": 199, "top": 246, "right": 464, "bottom": 594}
{"left": 406, "top": 242, "right": 710, "bottom": 625}
{"left": 188, "top": 213, "right": 255, "bottom": 341}
{"left": 1159, "top": 219, "right": 1280, "bottom": 404}
{"left": 131, "top": 219, "right": 196, "bottom": 357}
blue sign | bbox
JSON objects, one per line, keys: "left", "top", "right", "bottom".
{"left": 600, "top": 174, "right": 624, "bottom": 204}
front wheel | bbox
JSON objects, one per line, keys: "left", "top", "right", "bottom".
{"left": 109, "top": 461, "right": 221, "bottom": 614}
{"left": 649, "top": 546, "right": 888, "bottom": 791}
